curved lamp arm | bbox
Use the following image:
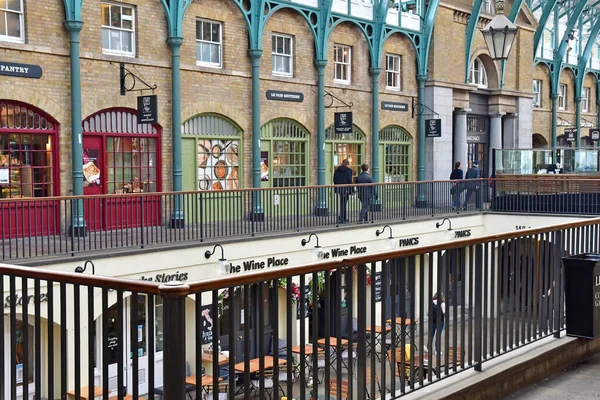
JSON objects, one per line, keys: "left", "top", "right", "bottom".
{"left": 75, "top": 260, "right": 95, "bottom": 275}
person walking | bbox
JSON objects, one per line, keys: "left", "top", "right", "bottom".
{"left": 429, "top": 292, "right": 446, "bottom": 354}
{"left": 449, "top": 161, "right": 463, "bottom": 210}
{"left": 462, "top": 160, "right": 481, "bottom": 210}
{"left": 333, "top": 159, "right": 353, "bottom": 223}
{"left": 356, "top": 163, "right": 374, "bottom": 223}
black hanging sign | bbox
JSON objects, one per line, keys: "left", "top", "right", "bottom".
{"left": 0, "top": 61, "right": 42, "bottom": 79}
{"left": 425, "top": 119, "right": 442, "bottom": 138}
{"left": 297, "top": 284, "right": 311, "bottom": 319}
{"left": 565, "top": 128, "right": 577, "bottom": 142}
{"left": 137, "top": 95, "right": 158, "bottom": 123}
{"left": 200, "top": 305, "right": 214, "bottom": 344}
{"left": 590, "top": 128, "right": 600, "bottom": 141}
{"left": 266, "top": 90, "right": 304, "bottom": 102}
{"left": 334, "top": 112, "right": 353, "bottom": 135}
{"left": 381, "top": 101, "right": 409, "bottom": 112}
{"left": 374, "top": 271, "right": 382, "bottom": 302}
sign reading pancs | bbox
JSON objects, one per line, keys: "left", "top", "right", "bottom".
{"left": 334, "top": 112, "right": 353, "bottom": 135}
{"left": 137, "top": 94, "right": 158, "bottom": 123}
{"left": 425, "top": 119, "right": 442, "bottom": 138}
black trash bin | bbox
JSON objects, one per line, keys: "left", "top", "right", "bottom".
{"left": 562, "top": 253, "right": 600, "bottom": 339}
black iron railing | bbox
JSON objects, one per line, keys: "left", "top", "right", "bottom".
{"left": 0, "top": 179, "right": 490, "bottom": 261}
{"left": 1, "top": 217, "right": 598, "bottom": 399}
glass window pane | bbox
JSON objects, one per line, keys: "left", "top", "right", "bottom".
{"left": 201, "top": 43, "right": 210, "bottom": 62}
{"left": 110, "top": 5, "right": 121, "bottom": 28}
{"left": 110, "top": 30, "right": 120, "bottom": 50}
{"left": 196, "top": 21, "right": 202, "bottom": 40}
{"left": 6, "top": 11, "right": 20, "bottom": 37}
{"left": 121, "top": 31, "right": 132, "bottom": 52}
{"left": 210, "top": 44, "right": 219, "bottom": 64}
{"left": 122, "top": 17, "right": 132, "bottom": 30}
{"left": 283, "top": 57, "right": 290, "bottom": 73}
{"left": 284, "top": 38, "right": 290, "bottom": 54}
{"left": 122, "top": 6, "right": 132, "bottom": 18}
{"left": 211, "top": 23, "right": 220, "bottom": 42}
{"left": 7, "top": 0, "right": 21, "bottom": 12}
{"left": 101, "top": 4, "right": 110, "bottom": 26}
{"left": 203, "top": 22, "right": 211, "bottom": 41}
{"left": 0, "top": 12, "right": 6, "bottom": 36}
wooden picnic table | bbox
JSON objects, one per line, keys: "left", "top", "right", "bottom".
{"left": 234, "top": 355, "right": 287, "bottom": 374}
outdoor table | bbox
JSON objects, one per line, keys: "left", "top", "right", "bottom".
{"left": 234, "top": 355, "right": 287, "bottom": 393}
{"left": 291, "top": 344, "right": 324, "bottom": 378}
{"left": 365, "top": 325, "right": 391, "bottom": 356}
{"left": 186, "top": 374, "right": 222, "bottom": 394}
{"left": 202, "top": 351, "right": 229, "bottom": 376}
{"left": 386, "top": 317, "right": 418, "bottom": 344}
{"left": 67, "top": 386, "right": 102, "bottom": 400}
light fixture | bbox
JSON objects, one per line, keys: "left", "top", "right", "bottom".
{"left": 205, "top": 244, "right": 229, "bottom": 275}
{"left": 480, "top": 0, "right": 519, "bottom": 61}
{"left": 301, "top": 233, "right": 324, "bottom": 260}
{"left": 436, "top": 218, "right": 455, "bottom": 241}
{"left": 75, "top": 260, "right": 95, "bottom": 275}
{"left": 376, "top": 225, "right": 396, "bottom": 249}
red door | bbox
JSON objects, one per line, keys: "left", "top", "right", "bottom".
{"left": 82, "top": 136, "right": 104, "bottom": 231}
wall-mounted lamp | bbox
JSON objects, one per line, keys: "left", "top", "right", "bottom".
{"left": 205, "top": 244, "right": 229, "bottom": 275}
{"left": 376, "top": 225, "right": 396, "bottom": 249}
{"left": 75, "top": 260, "right": 95, "bottom": 275}
{"left": 301, "top": 233, "right": 324, "bottom": 260}
{"left": 436, "top": 218, "right": 455, "bottom": 240}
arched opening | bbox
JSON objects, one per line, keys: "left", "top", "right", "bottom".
{"left": 532, "top": 133, "right": 548, "bottom": 148}
{"left": 469, "top": 57, "right": 488, "bottom": 88}
{"left": 325, "top": 123, "right": 366, "bottom": 183}
{"left": 379, "top": 125, "right": 413, "bottom": 182}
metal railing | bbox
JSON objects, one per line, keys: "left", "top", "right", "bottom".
{"left": 2, "top": 216, "right": 598, "bottom": 399}
{"left": 0, "top": 180, "right": 489, "bottom": 261}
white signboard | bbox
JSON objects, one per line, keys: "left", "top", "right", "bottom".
{"left": 0, "top": 168, "right": 9, "bottom": 184}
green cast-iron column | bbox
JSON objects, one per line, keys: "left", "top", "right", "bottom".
{"left": 416, "top": 74, "right": 427, "bottom": 207}
{"left": 167, "top": 37, "right": 184, "bottom": 228}
{"left": 315, "top": 59, "right": 328, "bottom": 215}
{"left": 575, "top": 96, "right": 581, "bottom": 148}
{"left": 370, "top": 68, "right": 381, "bottom": 182}
{"left": 249, "top": 49, "right": 264, "bottom": 220}
{"left": 64, "top": 20, "right": 85, "bottom": 237}
{"left": 551, "top": 92, "right": 558, "bottom": 150}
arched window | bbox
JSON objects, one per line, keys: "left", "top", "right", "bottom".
{"left": 260, "top": 119, "right": 309, "bottom": 187}
{"left": 379, "top": 125, "right": 413, "bottom": 182}
{"left": 470, "top": 57, "right": 488, "bottom": 88}
{"left": 325, "top": 124, "right": 366, "bottom": 181}
{"left": 182, "top": 113, "right": 242, "bottom": 191}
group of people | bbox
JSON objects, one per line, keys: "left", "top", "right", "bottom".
{"left": 333, "top": 159, "right": 374, "bottom": 223}
{"left": 449, "top": 160, "right": 482, "bottom": 210}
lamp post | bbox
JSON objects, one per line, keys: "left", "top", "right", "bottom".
{"left": 480, "top": 0, "right": 519, "bottom": 61}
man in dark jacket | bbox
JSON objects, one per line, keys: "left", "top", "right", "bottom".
{"left": 356, "top": 163, "right": 374, "bottom": 223}
{"left": 462, "top": 160, "right": 482, "bottom": 209}
{"left": 333, "top": 159, "right": 353, "bottom": 223}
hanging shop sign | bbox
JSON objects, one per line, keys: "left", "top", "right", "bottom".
{"left": 334, "top": 112, "right": 353, "bottom": 135}
{"left": 137, "top": 94, "right": 158, "bottom": 123}
{"left": 589, "top": 128, "right": 600, "bottom": 141}
{"left": 565, "top": 128, "right": 577, "bottom": 142}
{"left": 425, "top": 119, "right": 442, "bottom": 138}
{"left": 381, "top": 101, "right": 409, "bottom": 112}
{"left": 266, "top": 90, "right": 304, "bottom": 102}
{"left": 0, "top": 61, "right": 42, "bottom": 79}
{"left": 467, "top": 133, "right": 488, "bottom": 143}
{"left": 297, "top": 284, "right": 311, "bottom": 319}
{"left": 374, "top": 271, "right": 382, "bottom": 302}
{"left": 200, "top": 305, "right": 214, "bottom": 344}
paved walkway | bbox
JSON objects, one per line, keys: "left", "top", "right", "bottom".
{"left": 506, "top": 352, "right": 600, "bottom": 399}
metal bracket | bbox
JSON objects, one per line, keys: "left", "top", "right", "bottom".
{"left": 120, "top": 63, "right": 157, "bottom": 96}
{"left": 324, "top": 90, "right": 353, "bottom": 109}
{"left": 411, "top": 97, "right": 439, "bottom": 118}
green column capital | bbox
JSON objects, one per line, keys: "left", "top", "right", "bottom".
{"left": 575, "top": 96, "right": 582, "bottom": 102}
{"left": 550, "top": 92, "right": 559, "bottom": 99}
{"left": 167, "top": 36, "right": 183, "bottom": 48}
{"left": 63, "top": 20, "right": 83, "bottom": 32}
{"left": 315, "top": 58, "right": 327, "bottom": 69}
{"left": 369, "top": 67, "right": 382, "bottom": 76}
{"left": 249, "top": 49, "right": 263, "bottom": 60}
{"left": 417, "top": 74, "right": 428, "bottom": 83}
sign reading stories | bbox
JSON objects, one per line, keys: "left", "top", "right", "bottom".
{"left": 374, "top": 271, "right": 382, "bottom": 302}
{"left": 137, "top": 94, "right": 158, "bottom": 123}
{"left": 381, "top": 101, "right": 409, "bottom": 112}
{"left": 266, "top": 90, "right": 304, "bottom": 102}
{"left": 200, "top": 305, "right": 214, "bottom": 344}
{"left": 565, "top": 128, "right": 577, "bottom": 142}
{"left": 425, "top": 119, "right": 442, "bottom": 138}
{"left": 334, "top": 112, "right": 353, "bottom": 135}
{"left": 590, "top": 128, "right": 600, "bottom": 141}
{"left": 0, "top": 61, "right": 42, "bottom": 79}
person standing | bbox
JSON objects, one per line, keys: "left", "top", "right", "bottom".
{"left": 429, "top": 292, "right": 446, "bottom": 354}
{"left": 462, "top": 160, "right": 481, "bottom": 210}
{"left": 449, "top": 161, "right": 463, "bottom": 210}
{"left": 356, "top": 163, "right": 374, "bottom": 223}
{"left": 333, "top": 159, "right": 353, "bottom": 223}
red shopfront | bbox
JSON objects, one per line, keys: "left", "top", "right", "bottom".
{"left": 82, "top": 108, "right": 162, "bottom": 231}
{"left": 0, "top": 101, "right": 59, "bottom": 238}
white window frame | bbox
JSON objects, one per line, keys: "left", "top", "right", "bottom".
{"left": 271, "top": 33, "right": 293, "bottom": 77}
{"left": 386, "top": 54, "right": 401, "bottom": 91}
{"left": 482, "top": 0, "right": 494, "bottom": 14}
{"left": 101, "top": 1, "right": 136, "bottom": 57}
{"left": 0, "top": 0, "right": 25, "bottom": 43}
{"left": 470, "top": 57, "right": 488, "bottom": 88}
{"left": 582, "top": 87, "right": 590, "bottom": 113}
{"left": 334, "top": 44, "right": 351, "bottom": 84}
{"left": 559, "top": 83, "right": 567, "bottom": 110}
{"left": 196, "top": 19, "right": 222, "bottom": 68}
{"left": 532, "top": 80, "right": 542, "bottom": 107}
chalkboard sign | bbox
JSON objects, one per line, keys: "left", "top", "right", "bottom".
{"left": 297, "top": 282, "right": 311, "bottom": 319}
{"left": 200, "top": 305, "right": 214, "bottom": 344}
{"left": 374, "top": 272, "right": 382, "bottom": 302}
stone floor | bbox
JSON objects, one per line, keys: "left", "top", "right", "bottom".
{"left": 506, "top": 352, "right": 600, "bottom": 400}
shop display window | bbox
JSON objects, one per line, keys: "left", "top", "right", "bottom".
{"left": 106, "top": 137, "right": 157, "bottom": 194}
{"left": 197, "top": 139, "right": 239, "bottom": 190}
{"left": 271, "top": 140, "right": 306, "bottom": 187}
{"left": 384, "top": 144, "right": 410, "bottom": 182}
{"left": 334, "top": 143, "right": 362, "bottom": 177}
{"left": 14, "top": 320, "right": 34, "bottom": 385}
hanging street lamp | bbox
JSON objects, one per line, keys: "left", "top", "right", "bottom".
{"left": 480, "top": 0, "right": 519, "bottom": 60}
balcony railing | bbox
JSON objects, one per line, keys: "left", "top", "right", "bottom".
{"left": 1, "top": 214, "right": 592, "bottom": 399}
{"left": 0, "top": 180, "right": 488, "bottom": 262}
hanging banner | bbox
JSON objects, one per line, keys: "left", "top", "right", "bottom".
{"left": 565, "top": 128, "right": 577, "bottom": 142}
{"left": 334, "top": 112, "right": 353, "bottom": 135}
{"left": 137, "top": 94, "right": 158, "bottom": 123}
{"left": 425, "top": 119, "right": 442, "bottom": 138}
{"left": 589, "top": 128, "right": 600, "bottom": 141}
